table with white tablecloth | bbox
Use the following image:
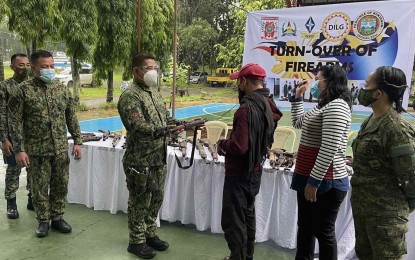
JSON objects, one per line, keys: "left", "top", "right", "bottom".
{"left": 67, "top": 139, "right": 415, "bottom": 260}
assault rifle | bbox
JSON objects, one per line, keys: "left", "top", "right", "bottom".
{"left": 112, "top": 133, "right": 122, "bottom": 148}
{"left": 200, "top": 138, "right": 219, "bottom": 164}
{"left": 178, "top": 138, "right": 187, "bottom": 158}
{"left": 98, "top": 129, "right": 111, "bottom": 141}
{"left": 68, "top": 133, "right": 102, "bottom": 142}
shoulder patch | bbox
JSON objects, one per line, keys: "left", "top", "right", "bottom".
{"left": 129, "top": 109, "right": 140, "bottom": 121}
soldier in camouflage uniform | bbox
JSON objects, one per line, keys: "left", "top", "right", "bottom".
{"left": 0, "top": 53, "right": 32, "bottom": 219}
{"left": 8, "top": 50, "right": 82, "bottom": 238}
{"left": 352, "top": 66, "right": 415, "bottom": 260}
{"left": 118, "top": 52, "right": 169, "bottom": 259}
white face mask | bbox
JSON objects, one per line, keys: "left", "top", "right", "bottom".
{"left": 143, "top": 70, "right": 158, "bottom": 87}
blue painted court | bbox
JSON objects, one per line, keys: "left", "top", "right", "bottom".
{"left": 79, "top": 103, "right": 239, "bottom": 132}
{"left": 79, "top": 101, "right": 414, "bottom": 133}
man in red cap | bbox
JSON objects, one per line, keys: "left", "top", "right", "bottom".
{"left": 218, "top": 63, "right": 283, "bottom": 260}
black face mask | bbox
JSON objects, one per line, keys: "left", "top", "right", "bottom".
{"left": 238, "top": 88, "right": 246, "bottom": 104}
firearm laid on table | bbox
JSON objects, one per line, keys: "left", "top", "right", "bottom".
{"left": 68, "top": 132, "right": 102, "bottom": 142}
{"left": 98, "top": 129, "right": 123, "bottom": 147}
{"left": 200, "top": 138, "right": 219, "bottom": 164}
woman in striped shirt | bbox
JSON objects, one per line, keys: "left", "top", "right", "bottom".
{"left": 291, "top": 65, "right": 352, "bottom": 260}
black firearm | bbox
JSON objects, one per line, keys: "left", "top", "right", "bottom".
{"left": 167, "top": 119, "right": 207, "bottom": 135}
{"left": 98, "top": 129, "right": 111, "bottom": 141}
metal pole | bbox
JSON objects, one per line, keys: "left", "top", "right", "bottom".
{"left": 172, "top": 0, "right": 178, "bottom": 119}
{"left": 137, "top": 0, "right": 141, "bottom": 52}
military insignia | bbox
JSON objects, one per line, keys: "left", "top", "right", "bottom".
{"left": 129, "top": 109, "right": 140, "bottom": 121}
{"left": 282, "top": 20, "right": 297, "bottom": 36}
{"left": 261, "top": 17, "right": 279, "bottom": 40}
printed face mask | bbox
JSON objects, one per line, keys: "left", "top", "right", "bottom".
{"left": 358, "top": 89, "right": 378, "bottom": 107}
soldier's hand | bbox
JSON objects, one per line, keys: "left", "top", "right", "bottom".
{"left": 1, "top": 139, "right": 13, "bottom": 156}
{"left": 72, "top": 145, "right": 82, "bottom": 161}
{"left": 16, "top": 151, "right": 30, "bottom": 168}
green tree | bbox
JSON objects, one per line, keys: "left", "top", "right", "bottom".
{"left": 6, "top": 0, "right": 63, "bottom": 54}
{"left": 122, "top": 0, "right": 174, "bottom": 80}
{"left": 0, "top": 2, "right": 9, "bottom": 81}
{"left": 93, "top": 0, "right": 135, "bottom": 103}
{"left": 59, "top": 0, "right": 98, "bottom": 105}
{"left": 216, "top": 0, "right": 284, "bottom": 67}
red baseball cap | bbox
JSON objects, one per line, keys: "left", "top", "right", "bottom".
{"left": 229, "top": 63, "right": 266, "bottom": 80}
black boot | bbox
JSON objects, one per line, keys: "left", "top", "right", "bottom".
{"left": 146, "top": 236, "right": 169, "bottom": 251}
{"left": 51, "top": 219, "right": 72, "bottom": 233}
{"left": 6, "top": 197, "right": 19, "bottom": 219}
{"left": 27, "top": 193, "right": 34, "bottom": 211}
{"left": 127, "top": 243, "right": 156, "bottom": 259}
{"left": 36, "top": 221, "right": 50, "bottom": 238}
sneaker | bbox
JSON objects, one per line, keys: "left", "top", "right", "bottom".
{"left": 127, "top": 243, "right": 156, "bottom": 259}
{"left": 51, "top": 219, "right": 72, "bottom": 233}
{"left": 146, "top": 236, "right": 169, "bottom": 251}
{"left": 6, "top": 197, "right": 19, "bottom": 219}
{"left": 36, "top": 221, "right": 50, "bottom": 237}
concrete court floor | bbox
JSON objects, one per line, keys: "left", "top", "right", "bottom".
{"left": 0, "top": 160, "right": 296, "bottom": 260}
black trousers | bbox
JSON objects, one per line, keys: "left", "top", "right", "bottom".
{"left": 296, "top": 188, "right": 347, "bottom": 260}
{"left": 221, "top": 173, "right": 262, "bottom": 260}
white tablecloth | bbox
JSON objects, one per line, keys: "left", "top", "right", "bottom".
{"left": 67, "top": 139, "right": 415, "bottom": 260}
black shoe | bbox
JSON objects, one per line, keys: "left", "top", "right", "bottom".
{"left": 27, "top": 193, "right": 34, "bottom": 211}
{"left": 51, "top": 219, "right": 72, "bottom": 233}
{"left": 6, "top": 197, "right": 19, "bottom": 219}
{"left": 127, "top": 243, "right": 156, "bottom": 259}
{"left": 36, "top": 221, "right": 50, "bottom": 237}
{"left": 146, "top": 236, "right": 169, "bottom": 251}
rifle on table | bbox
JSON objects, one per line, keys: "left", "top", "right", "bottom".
{"left": 98, "top": 129, "right": 111, "bottom": 141}
{"left": 268, "top": 149, "right": 278, "bottom": 169}
{"left": 178, "top": 138, "right": 187, "bottom": 158}
{"left": 68, "top": 133, "right": 102, "bottom": 142}
{"left": 186, "top": 137, "right": 207, "bottom": 163}
{"left": 200, "top": 138, "right": 219, "bottom": 164}
{"left": 112, "top": 133, "right": 122, "bottom": 148}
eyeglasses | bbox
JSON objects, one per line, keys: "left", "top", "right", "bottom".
{"left": 140, "top": 65, "right": 159, "bottom": 71}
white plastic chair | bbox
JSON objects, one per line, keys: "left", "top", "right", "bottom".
{"left": 272, "top": 127, "right": 296, "bottom": 152}
{"left": 203, "top": 121, "right": 229, "bottom": 143}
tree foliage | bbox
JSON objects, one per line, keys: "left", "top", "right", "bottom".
{"left": 59, "top": 0, "right": 98, "bottom": 104}
{"left": 93, "top": 0, "right": 135, "bottom": 102}
{"left": 6, "top": 0, "right": 63, "bottom": 52}
{"left": 216, "top": 0, "right": 285, "bottom": 67}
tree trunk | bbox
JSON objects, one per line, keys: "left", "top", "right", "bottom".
{"left": 71, "top": 56, "right": 80, "bottom": 105}
{"left": 0, "top": 38, "right": 4, "bottom": 81}
{"left": 32, "top": 39, "right": 37, "bottom": 53}
{"left": 106, "top": 69, "right": 114, "bottom": 103}
{"left": 26, "top": 45, "right": 31, "bottom": 57}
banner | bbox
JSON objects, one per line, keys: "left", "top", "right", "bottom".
{"left": 243, "top": 0, "right": 415, "bottom": 109}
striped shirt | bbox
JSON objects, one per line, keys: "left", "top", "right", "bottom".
{"left": 291, "top": 99, "right": 351, "bottom": 192}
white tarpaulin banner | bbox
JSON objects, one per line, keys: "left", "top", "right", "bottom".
{"left": 243, "top": 0, "right": 415, "bottom": 109}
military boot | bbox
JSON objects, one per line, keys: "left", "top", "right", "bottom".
{"left": 127, "top": 243, "right": 156, "bottom": 259}
{"left": 36, "top": 221, "right": 50, "bottom": 237}
{"left": 146, "top": 236, "right": 169, "bottom": 251}
{"left": 27, "top": 193, "right": 34, "bottom": 211}
{"left": 6, "top": 197, "right": 19, "bottom": 219}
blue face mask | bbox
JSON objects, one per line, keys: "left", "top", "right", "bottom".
{"left": 310, "top": 80, "right": 321, "bottom": 99}
{"left": 39, "top": 69, "right": 55, "bottom": 83}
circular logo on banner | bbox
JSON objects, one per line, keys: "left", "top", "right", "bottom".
{"left": 353, "top": 10, "right": 385, "bottom": 40}
{"left": 322, "top": 12, "right": 351, "bottom": 42}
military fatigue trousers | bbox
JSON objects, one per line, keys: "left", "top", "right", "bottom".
{"left": 27, "top": 153, "right": 70, "bottom": 222}
{"left": 123, "top": 164, "right": 167, "bottom": 244}
{"left": 4, "top": 155, "right": 31, "bottom": 199}
{"left": 351, "top": 185, "right": 409, "bottom": 260}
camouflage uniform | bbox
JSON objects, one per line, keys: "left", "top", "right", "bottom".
{"left": 117, "top": 82, "right": 168, "bottom": 244}
{"left": 352, "top": 107, "right": 415, "bottom": 260}
{"left": 8, "top": 78, "right": 82, "bottom": 222}
{"left": 0, "top": 76, "right": 30, "bottom": 200}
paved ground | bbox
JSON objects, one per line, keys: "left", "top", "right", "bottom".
{"left": 0, "top": 151, "right": 296, "bottom": 260}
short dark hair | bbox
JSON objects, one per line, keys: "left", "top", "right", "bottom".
{"left": 132, "top": 52, "right": 156, "bottom": 68}
{"left": 373, "top": 66, "right": 407, "bottom": 113}
{"left": 11, "top": 53, "right": 28, "bottom": 63}
{"left": 318, "top": 65, "right": 352, "bottom": 109}
{"left": 30, "top": 50, "right": 53, "bottom": 65}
